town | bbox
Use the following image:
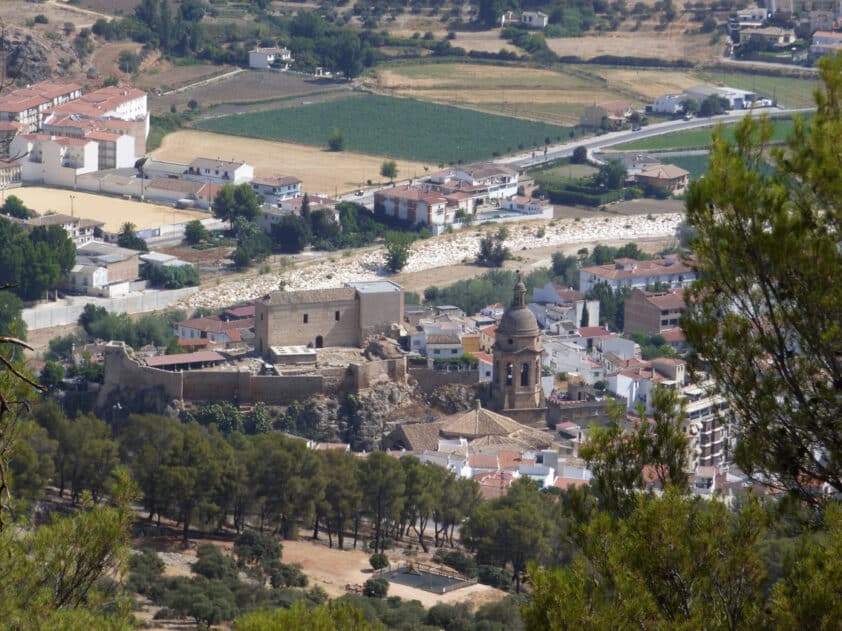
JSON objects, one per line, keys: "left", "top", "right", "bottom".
{"left": 0, "top": 0, "right": 839, "bottom": 628}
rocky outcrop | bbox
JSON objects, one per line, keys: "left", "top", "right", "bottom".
{"left": 2, "top": 34, "right": 51, "bottom": 84}
{"left": 426, "top": 383, "right": 483, "bottom": 414}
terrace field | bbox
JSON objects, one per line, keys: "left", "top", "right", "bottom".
{"left": 195, "top": 93, "right": 576, "bottom": 163}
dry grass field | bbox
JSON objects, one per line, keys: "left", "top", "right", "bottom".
{"left": 451, "top": 29, "right": 525, "bottom": 54}
{"left": 0, "top": 0, "right": 108, "bottom": 29}
{"left": 376, "top": 62, "right": 648, "bottom": 124}
{"left": 89, "top": 42, "right": 144, "bottom": 81}
{"left": 546, "top": 29, "right": 720, "bottom": 63}
{"left": 10, "top": 187, "right": 209, "bottom": 233}
{"left": 134, "top": 58, "right": 235, "bottom": 94}
{"left": 153, "top": 130, "right": 429, "bottom": 194}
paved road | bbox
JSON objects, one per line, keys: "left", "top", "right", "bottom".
{"left": 500, "top": 107, "right": 814, "bottom": 169}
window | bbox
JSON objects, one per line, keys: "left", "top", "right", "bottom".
{"left": 434, "top": 350, "right": 441, "bottom": 355}
{"left": 260, "top": 313, "right": 263, "bottom": 321}
{"left": 335, "top": 310, "right": 340, "bottom": 321}
{"left": 303, "top": 314, "right": 308, "bottom": 323}
{"left": 451, "top": 349, "right": 458, "bottom": 354}
{"left": 521, "top": 362, "right": 530, "bottom": 386}
{"left": 506, "top": 363, "right": 513, "bottom": 386}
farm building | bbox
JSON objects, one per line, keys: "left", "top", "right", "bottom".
{"left": 249, "top": 46, "right": 293, "bottom": 70}
{"left": 184, "top": 157, "right": 254, "bottom": 186}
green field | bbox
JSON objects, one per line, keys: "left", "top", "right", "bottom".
{"left": 659, "top": 154, "right": 711, "bottom": 180}
{"left": 694, "top": 71, "right": 819, "bottom": 109}
{"left": 613, "top": 117, "right": 801, "bottom": 151}
{"left": 195, "top": 94, "right": 577, "bottom": 163}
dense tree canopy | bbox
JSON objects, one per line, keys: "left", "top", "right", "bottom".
{"left": 683, "top": 53, "right": 842, "bottom": 503}
{"left": 0, "top": 218, "right": 75, "bottom": 301}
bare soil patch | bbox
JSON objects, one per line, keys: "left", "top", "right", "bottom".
{"left": 135, "top": 61, "right": 235, "bottom": 94}
{"left": 150, "top": 71, "right": 348, "bottom": 114}
{"left": 0, "top": 0, "right": 107, "bottom": 29}
{"left": 90, "top": 42, "right": 143, "bottom": 81}
{"left": 452, "top": 29, "right": 524, "bottom": 54}
{"left": 74, "top": 0, "right": 141, "bottom": 13}
{"left": 11, "top": 186, "right": 209, "bottom": 233}
{"left": 281, "top": 539, "right": 507, "bottom": 609}
{"left": 154, "top": 130, "right": 428, "bottom": 194}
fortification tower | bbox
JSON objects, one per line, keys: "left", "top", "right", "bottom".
{"left": 490, "top": 275, "right": 547, "bottom": 427}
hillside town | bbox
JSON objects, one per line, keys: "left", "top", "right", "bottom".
{"left": 0, "top": 0, "right": 839, "bottom": 627}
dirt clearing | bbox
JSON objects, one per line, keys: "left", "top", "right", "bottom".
{"left": 11, "top": 187, "right": 209, "bottom": 233}
{"left": 546, "top": 30, "right": 719, "bottom": 63}
{"left": 281, "top": 539, "right": 507, "bottom": 609}
{"left": 154, "top": 130, "right": 429, "bottom": 195}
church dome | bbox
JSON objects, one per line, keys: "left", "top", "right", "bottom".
{"left": 498, "top": 276, "right": 538, "bottom": 335}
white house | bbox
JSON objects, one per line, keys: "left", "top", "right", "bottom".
{"left": 249, "top": 46, "right": 293, "bottom": 70}
{"left": 579, "top": 256, "right": 695, "bottom": 293}
{"left": 499, "top": 196, "right": 553, "bottom": 218}
{"left": 251, "top": 175, "right": 302, "bottom": 205}
{"left": 607, "top": 358, "right": 686, "bottom": 413}
{"left": 425, "top": 332, "right": 464, "bottom": 367}
{"left": 652, "top": 94, "right": 688, "bottom": 115}
{"left": 427, "top": 162, "right": 519, "bottom": 202}
{"left": 374, "top": 186, "right": 454, "bottom": 230}
{"left": 12, "top": 134, "right": 98, "bottom": 187}
{"left": 184, "top": 157, "right": 254, "bottom": 186}
{"left": 500, "top": 10, "right": 548, "bottom": 28}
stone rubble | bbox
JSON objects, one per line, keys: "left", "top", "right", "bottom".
{"left": 182, "top": 213, "right": 682, "bottom": 309}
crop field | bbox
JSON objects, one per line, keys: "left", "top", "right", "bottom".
{"left": 153, "top": 130, "right": 428, "bottom": 194}
{"left": 134, "top": 60, "right": 235, "bottom": 94}
{"left": 373, "top": 63, "right": 738, "bottom": 125}
{"left": 612, "top": 117, "right": 801, "bottom": 151}
{"left": 694, "top": 71, "right": 819, "bottom": 109}
{"left": 195, "top": 93, "right": 574, "bottom": 163}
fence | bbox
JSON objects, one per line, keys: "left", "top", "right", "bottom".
{"left": 23, "top": 287, "right": 198, "bottom": 330}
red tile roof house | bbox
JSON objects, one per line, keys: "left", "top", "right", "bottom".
{"left": 174, "top": 316, "right": 254, "bottom": 345}
{"left": 579, "top": 255, "right": 696, "bottom": 293}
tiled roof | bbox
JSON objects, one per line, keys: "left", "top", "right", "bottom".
{"left": 253, "top": 175, "right": 302, "bottom": 187}
{"left": 644, "top": 290, "right": 686, "bottom": 310}
{"left": 177, "top": 316, "right": 254, "bottom": 334}
{"left": 578, "top": 326, "right": 610, "bottom": 337}
{"left": 376, "top": 185, "right": 447, "bottom": 205}
{"left": 190, "top": 157, "right": 246, "bottom": 171}
{"left": 639, "top": 164, "right": 689, "bottom": 180}
{"left": 581, "top": 257, "right": 693, "bottom": 282}
{"left": 145, "top": 351, "right": 225, "bottom": 367}
{"left": 426, "top": 333, "right": 462, "bottom": 345}
{"left": 389, "top": 422, "right": 444, "bottom": 451}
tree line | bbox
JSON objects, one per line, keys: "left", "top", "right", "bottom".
{"left": 0, "top": 217, "right": 75, "bottom": 302}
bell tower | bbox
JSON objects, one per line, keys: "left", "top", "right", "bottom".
{"left": 490, "top": 275, "right": 547, "bottom": 427}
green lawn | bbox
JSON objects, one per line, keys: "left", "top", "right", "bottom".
{"left": 613, "top": 117, "right": 801, "bottom": 151}
{"left": 693, "top": 71, "right": 819, "bottom": 109}
{"left": 195, "top": 94, "right": 577, "bottom": 163}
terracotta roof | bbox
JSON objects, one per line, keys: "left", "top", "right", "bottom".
{"left": 147, "top": 177, "right": 204, "bottom": 195}
{"left": 639, "top": 164, "right": 689, "bottom": 180}
{"left": 468, "top": 453, "right": 499, "bottom": 469}
{"left": 474, "top": 351, "right": 493, "bottom": 363}
{"left": 262, "top": 287, "right": 356, "bottom": 306}
{"left": 660, "top": 328, "right": 686, "bottom": 342}
{"left": 84, "top": 130, "right": 121, "bottom": 142}
{"left": 554, "top": 477, "right": 591, "bottom": 490}
{"left": 480, "top": 324, "right": 497, "bottom": 335}
{"left": 551, "top": 286, "right": 584, "bottom": 302}
{"left": 388, "top": 422, "right": 444, "bottom": 451}
{"left": 644, "top": 290, "right": 686, "bottom": 310}
{"left": 145, "top": 351, "right": 225, "bottom": 367}
{"left": 578, "top": 326, "right": 610, "bottom": 337}
{"left": 376, "top": 185, "right": 447, "bottom": 205}
{"left": 440, "top": 404, "right": 554, "bottom": 450}
{"left": 177, "top": 316, "right": 254, "bottom": 334}
{"left": 474, "top": 470, "right": 515, "bottom": 499}
{"left": 225, "top": 305, "right": 256, "bottom": 318}
{"left": 581, "top": 257, "right": 693, "bottom": 282}
{"left": 252, "top": 175, "right": 302, "bottom": 187}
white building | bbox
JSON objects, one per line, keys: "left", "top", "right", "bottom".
{"left": 426, "top": 162, "right": 519, "bottom": 202}
{"left": 652, "top": 94, "right": 687, "bottom": 115}
{"left": 251, "top": 175, "right": 302, "bottom": 205}
{"left": 579, "top": 256, "right": 696, "bottom": 293}
{"left": 499, "top": 196, "right": 553, "bottom": 218}
{"left": 374, "top": 186, "right": 455, "bottom": 231}
{"left": 500, "top": 10, "right": 548, "bottom": 28}
{"left": 12, "top": 134, "right": 98, "bottom": 187}
{"left": 0, "top": 81, "right": 82, "bottom": 133}
{"left": 184, "top": 158, "right": 254, "bottom": 186}
{"left": 249, "top": 46, "right": 293, "bottom": 70}
{"left": 607, "top": 358, "right": 686, "bottom": 413}
{"left": 682, "top": 85, "right": 756, "bottom": 110}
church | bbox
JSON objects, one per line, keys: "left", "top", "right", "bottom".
{"left": 488, "top": 276, "right": 548, "bottom": 428}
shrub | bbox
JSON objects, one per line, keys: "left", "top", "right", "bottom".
{"left": 363, "top": 577, "right": 389, "bottom": 598}
{"left": 432, "top": 549, "right": 477, "bottom": 578}
{"left": 34, "top": 14, "right": 49, "bottom": 24}
{"left": 478, "top": 564, "right": 512, "bottom": 591}
{"left": 369, "top": 553, "right": 389, "bottom": 571}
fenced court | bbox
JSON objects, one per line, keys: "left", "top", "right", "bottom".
{"left": 378, "top": 561, "right": 477, "bottom": 594}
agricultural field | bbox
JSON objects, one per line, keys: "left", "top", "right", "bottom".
{"left": 545, "top": 30, "right": 721, "bottom": 64}
{"left": 612, "top": 117, "right": 802, "bottom": 151}
{"left": 0, "top": 0, "right": 107, "bottom": 29}
{"left": 695, "top": 70, "right": 820, "bottom": 109}
{"left": 195, "top": 93, "right": 576, "bottom": 163}
{"left": 373, "top": 62, "right": 637, "bottom": 126}
{"left": 372, "top": 62, "right": 752, "bottom": 126}
{"left": 153, "top": 130, "right": 428, "bottom": 194}
{"left": 133, "top": 59, "right": 236, "bottom": 94}
{"left": 10, "top": 187, "right": 208, "bottom": 233}
{"left": 150, "top": 71, "right": 349, "bottom": 115}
